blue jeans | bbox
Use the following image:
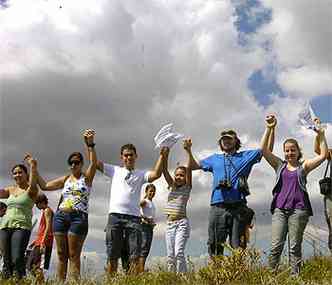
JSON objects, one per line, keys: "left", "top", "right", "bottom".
{"left": 105, "top": 213, "right": 142, "bottom": 262}
{"left": 269, "top": 208, "right": 309, "bottom": 275}
{"left": 140, "top": 224, "right": 154, "bottom": 258}
{"left": 208, "top": 203, "right": 248, "bottom": 256}
{"left": 0, "top": 228, "right": 31, "bottom": 279}
{"left": 324, "top": 195, "right": 332, "bottom": 252}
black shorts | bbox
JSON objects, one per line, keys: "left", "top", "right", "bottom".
{"left": 105, "top": 213, "right": 142, "bottom": 261}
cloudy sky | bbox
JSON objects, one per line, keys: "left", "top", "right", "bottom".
{"left": 1, "top": 0, "right": 331, "bottom": 273}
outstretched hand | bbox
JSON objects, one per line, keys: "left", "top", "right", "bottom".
{"left": 23, "top": 153, "right": 37, "bottom": 167}
{"left": 313, "top": 118, "right": 325, "bottom": 134}
{"left": 83, "top": 129, "right": 96, "bottom": 145}
{"left": 183, "top": 138, "right": 192, "bottom": 151}
{"left": 160, "top": 146, "right": 170, "bottom": 157}
{"left": 265, "top": 114, "right": 277, "bottom": 128}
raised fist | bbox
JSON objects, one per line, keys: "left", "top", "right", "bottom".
{"left": 265, "top": 114, "right": 277, "bottom": 128}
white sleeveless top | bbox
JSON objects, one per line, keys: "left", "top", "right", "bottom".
{"left": 59, "top": 175, "right": 92, "bottom": 214}
{"left": 140, "top": 199, "right": 156, "bottom": 220}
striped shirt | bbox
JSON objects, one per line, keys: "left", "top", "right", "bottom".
{"left": 164, "top": 185, "right": 191, "bottom": 219}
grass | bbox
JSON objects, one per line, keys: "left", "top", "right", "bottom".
{"left": 1, "top": 249, "right": 332, "bottom": 284}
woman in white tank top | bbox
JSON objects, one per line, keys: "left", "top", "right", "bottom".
{"left": 34, "top": 129, "right": 97, "bottom": 281}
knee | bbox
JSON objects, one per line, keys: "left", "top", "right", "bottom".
{"left": 57, "top": 250, "right": 69, "bottom": 263}
{"left": 175, "top": 249, "right": 185, "bottom": 259}
{"left": 12, "top": 254, "right": 24, "bottom": 265}
{"left": 69, "top": 252, "right": 81, "bottom": 262}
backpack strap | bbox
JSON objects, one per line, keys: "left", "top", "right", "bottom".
{"left": 323, "top": 160, "right": 331, "bottom": 178}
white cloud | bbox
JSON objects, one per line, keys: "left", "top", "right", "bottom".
{"left": 1, "top": 0, "right": 331, "bottom": 273}
{"left": 278, "top": 66, "right": 332, "bottom": 97}
{"left": 260, "top": 0, "right": 332, "bottom": 98}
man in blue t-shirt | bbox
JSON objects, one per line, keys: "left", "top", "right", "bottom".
{"left": 189, "top": 130, "right": 265, "bottom": 256}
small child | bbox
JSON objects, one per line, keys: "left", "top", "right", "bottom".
{"left": 163, "top": 139, "right": 193, "bottom": 272}
{"left": 138, "top": 183, "right": 157, "bottom": 271}
{"left": 27, "top": 193, "right": 54, "bottom": 279}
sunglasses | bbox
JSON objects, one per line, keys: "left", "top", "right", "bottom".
{"left": 69, "top": 160, "right": 81, "bottom": 166}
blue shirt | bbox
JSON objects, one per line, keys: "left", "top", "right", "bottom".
{"left": 200, "top": 149, "right": 262, "bottom": 205}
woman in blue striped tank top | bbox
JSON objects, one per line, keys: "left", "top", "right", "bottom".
{"left": 162, "top": 138, "right": 193, "bottom": 273}
{"left": 34, "top": 129, "right": 97, "bottom": 281}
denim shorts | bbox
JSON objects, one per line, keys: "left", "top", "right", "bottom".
{"left": 105, "top": 213, "right": 142, "bottom": 261}
{"left": 53, "top": 210, "right": 89, "bottom": 237}
{"left": 140, "top": 224, "right": 154, "bottom": 258}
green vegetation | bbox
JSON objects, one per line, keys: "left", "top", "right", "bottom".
{"left": 1, "top": 249, "right": 332, "bottom": 284}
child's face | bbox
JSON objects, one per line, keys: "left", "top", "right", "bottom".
{"left": 36, "top": 201, "right": 47, "bottom": 210}
{"left": 284, "top": 142, "right": 300, "bottom": 163}
{"left": 174, "top": 168, "right": 186, "bottom": 187}
{"left": 121, "top": 149, "right": 137, "bottom": 170}
{"left": 146, "top": 187, "right": 156, "bottom": 200}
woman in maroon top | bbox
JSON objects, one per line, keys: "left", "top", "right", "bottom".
{"left": 261, "top": 115, "right": 327, "bottom": 275}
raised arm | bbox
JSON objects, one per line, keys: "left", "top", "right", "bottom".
{"left": 83, "top": 129, "right": 97, "bottom": 186}
{"left": 161, "top": 147, "right": 174, "bottom": 187}
{"left": 303, "top": 127, "right": 328, "bottom": 174}
{"left": 37, "top": 175, "right": 67, "bottom": 191}
{"left": 148, "top": 146, "right": 167, "bottom": 182}
{"left": 24, "top": 153, "right": 67, "bottom": 191}
{"left": 267, "top": 125, "right": 275, "bottom": 152}
{"left": 260, "top": 115, "right": 282, "bottom": 170}
{"left": 24, "top": 155, "right": 39, "bottom": 200}
{"left": 183, "top": 138, "right": 193, "bottom": 188}
{"left": 313, "top": 119, "right": 332, "bottom": 160}
{"left": 184, "top": 144, "right": 201, "bottom": 170}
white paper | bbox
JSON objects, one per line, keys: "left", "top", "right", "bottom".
{"left": 154, "top": 123, "right": 184, "bottom": 149}
{"left": 298, "top": 102, "right": 326, "bottom": 131}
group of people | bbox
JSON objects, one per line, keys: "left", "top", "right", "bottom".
{"left": 0, "top": 114, "right": 330, "bottom": 281}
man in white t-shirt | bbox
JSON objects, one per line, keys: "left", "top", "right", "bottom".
{"left": 96, "top": 143, "right": 166, "bottom": 274}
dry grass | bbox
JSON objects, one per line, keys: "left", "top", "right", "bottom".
{"left": 1, "top": 249, "right": 332, "bottom": 284}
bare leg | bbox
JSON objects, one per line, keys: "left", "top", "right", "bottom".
{"left": 128, "top": 257, "right": 141, "bottom": 274}
{"left": 54, "top": 234, "right": 69, "bottom": 281}
{"left": 137, "top": 257, "right": 146, "bottom": 273}
{"left": 107, "top": 259, "right": 118, "bottom": 275}
{"left": 68, "top": 233, "right": 86, "bottom": 280}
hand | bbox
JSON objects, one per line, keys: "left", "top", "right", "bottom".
{"left": 183, "top": 138, "right": 192, "bottom": 151}
{"left": 83, "top": 129, "right": 95, "bottom": 145}
{"left": 313, "top": 117, "right": 324, "bottom": 134}
{"left": 328, "top": 150, "right": 332, "bottom": 161}
{"left": 160, "top": 146, "right": 169, "bottom": 156}
{"left": 313, "top": 118, "right": 321, "bottom": 125}
{"left": 265, "top": 114, "right": 277, "bottom": 128}
{"left": 23, "top": 153, "right": 37, "bottom": 167}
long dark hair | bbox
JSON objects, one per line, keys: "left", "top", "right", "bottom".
{"left": 11, "top": 164, "right": 28, "bottom": 175}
